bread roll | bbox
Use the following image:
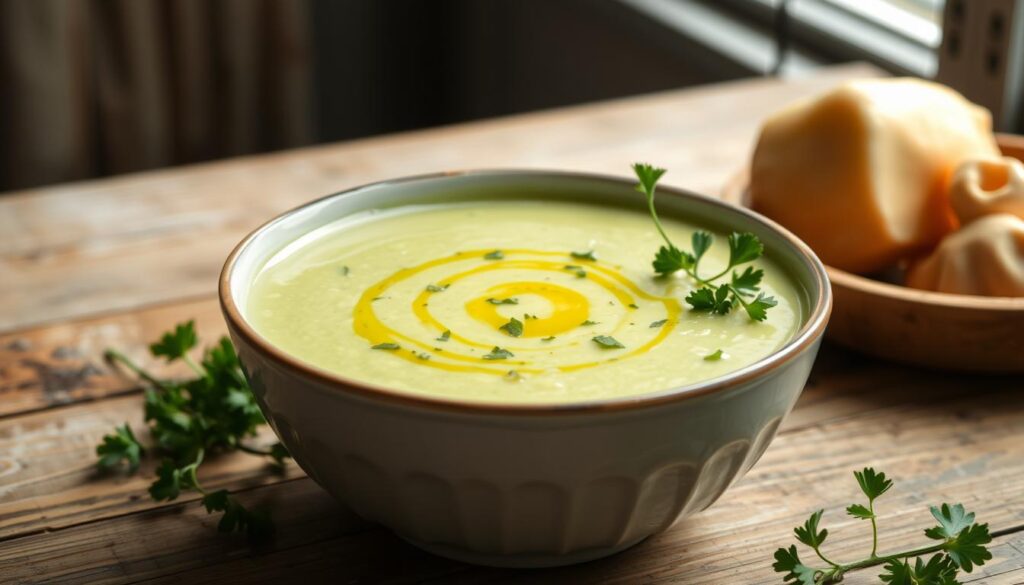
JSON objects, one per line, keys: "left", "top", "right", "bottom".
{"left": 750, "top": 78, "right": 999, "bottom": 273}
{"left": 950, "top": 157, "right": 1024, "bottom": 224}
{"left": 905, "top": 213, "right": 1024, "bottom": 297}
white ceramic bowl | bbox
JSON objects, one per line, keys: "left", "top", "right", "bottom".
{"left": 220, "top": 171, "right": 831, "bottom": 567}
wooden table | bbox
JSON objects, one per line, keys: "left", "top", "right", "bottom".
{"left": 2, "top": 63, "right": 1022, "bottom": 584}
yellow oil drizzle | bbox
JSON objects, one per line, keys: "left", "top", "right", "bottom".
{"left": 465, "top": 281, "right": 589, "bottom": 338}
{"left": 352, "top": 249, "right": 681, "bottom": 375}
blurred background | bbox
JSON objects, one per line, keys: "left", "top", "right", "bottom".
{"left": 2, "top": 0, "right": 1014, "bottom": 192}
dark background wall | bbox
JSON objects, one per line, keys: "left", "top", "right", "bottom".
{"left": 310, "top": 0, "right": 733, "bottom": 143}
{"left": 1, "top": 0, "right": 740, "bottom": 191}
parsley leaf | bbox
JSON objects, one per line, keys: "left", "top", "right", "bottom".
{"left": 926, "top": 504, "right": 993, "bottom": 572}
{"left": 592, "top": 335, "right": 624, "bottom": 349}
{"left": 499, "top": 317, "right": 524, "bottom": 337}
{"left": 571, "top": 250, "right": 596, "bottom": 261}
{"left": 371, "top": 343, "right": 400, "bottom": 350}
{"left": 704, "top": 349, "right": 724, "bottom": 361}
{"left": 728, "top": 232, "right": 764, "bottom": 266}
{"left": 773, "top": 546, "right": 819, "bottom": 585}
{"left": 96, "top": 423, "right": 144, "bottom": 472}
{"left": 855, "top": 467, "right": 894, "bottom": 500}
{"left": 743, "top": 292, "right": 777, "bottom": 322}
{"left": 483, "top": 347, "right": 514, "bottom": 360}
{"left": 846, "top": 503, "right": 874, "bottom": 520}
{"left": 580, "top": 320, "right": 599, "bottom": 326}
{"left": 686, "top": 285, "right": 732, "bottom": 315}
{"left": 731, "top": 266, "right": 764, "bottom": 296}
{"left": 541, "top": 336, "right": 556, "bottom": 342}
{"left": 650, "top": 319, "right": 669, "bottom": 328}
{"left": 149, "top": 320, "right": 198, "bottom": 361}
{"left": 794, "top": 510, "right": 829, "bottom": 548}
{"left": 483, "top": 250, "right": 504, "bottom": 260}
{"left": 653, "top": 245, "right": 691, "bottom": 276}
{"left": 426, "top": 283, "right": 449, "bottom": 292}
{"left": 436, "top": 330, "right": 451, "bottom": 342}
{"left": 691, "top": 231, "right": 712, "bottom": 264}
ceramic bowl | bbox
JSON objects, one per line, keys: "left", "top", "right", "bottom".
{"left": 219, "top": 171, "right": 831, "bottom": 568}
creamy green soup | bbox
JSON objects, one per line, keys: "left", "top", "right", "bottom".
{"left": 247, "top": 201, "right": 804, "bottom": 404}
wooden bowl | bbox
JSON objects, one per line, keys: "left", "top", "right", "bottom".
{"left": 722, "top": 134, "right": 1024, "bottom": 372}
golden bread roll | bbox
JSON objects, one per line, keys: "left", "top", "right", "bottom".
{"left": 750, "top": 78, "right": 999, "bottom": 273}
{"left": 905, "top": 213, "right": 1024, "bottom": 296}
{"left": 949, "top": 157, "right": 1024, "bottom": 224}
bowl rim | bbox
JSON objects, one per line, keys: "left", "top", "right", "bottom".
{"left": 827, "top": 266, "right": 1024, "bottom": 309}
{"left": 219, "top": 169, "right": 832, "bottom": 415}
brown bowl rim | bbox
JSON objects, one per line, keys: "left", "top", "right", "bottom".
{"left": 219, "top": 169, "right": 832, "bottom": 415}
{"left": 827, "top": 266, "right": 1024, "bottom": 310}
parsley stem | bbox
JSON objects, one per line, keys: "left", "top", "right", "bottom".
{"left": 813, "top": 547, "right": 841, "bottom": 569}
{"left": 644, "top": 190, "right": 675, "bottom": 252}
{"left": 183, "top": 355, "right": 205, "bottom": 379}
{"left": 104, "top": 349, "right": 171, "bottom": 391}
{"left": 183, "top": 449, "right": 207, "bottom": 495}
{"left": 832, "top": 542, "right": 948, "bottom": 575}
{"left": 869, "top": 499, "right": 879, "bottom": 559}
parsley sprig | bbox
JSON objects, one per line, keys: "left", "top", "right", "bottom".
{"left": 773, "top": 468, "right": 992, "bottom": 584}
{"left": 97, "top": 321, "right": 290, "bottom": 543}
{"left": 633, "top": 163, "right": 777, "bottom": 322}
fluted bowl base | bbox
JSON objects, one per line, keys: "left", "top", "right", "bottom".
{"left": 398, "top": 534, "right": 650, "bottom": 568}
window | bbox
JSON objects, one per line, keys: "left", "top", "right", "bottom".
{"left": 823, "top": 0, "right": 943, "bottom": 47}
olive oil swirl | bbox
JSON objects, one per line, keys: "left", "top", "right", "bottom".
{"left": 353, "top": 249, "right": 681, "bottom": 376}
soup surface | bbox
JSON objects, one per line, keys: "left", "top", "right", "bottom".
{"left": 247, "top": 200, "right": 804, "bottom": 404}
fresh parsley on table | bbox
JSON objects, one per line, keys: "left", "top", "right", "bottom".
{"left": 773, "top": 468, "right": 992, "bottom": 584}
{"left": 96, "top": 321, "right": 289, "bottom": 543}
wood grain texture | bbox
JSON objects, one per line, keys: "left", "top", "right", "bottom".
{"left": 0, "top": 64, "right": 882, "bottom": 334}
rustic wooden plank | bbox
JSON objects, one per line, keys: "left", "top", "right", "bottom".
{"left": 0, "top": 64, "right": 883, "bottom": 333}
{"left": 0, "top": 395, "right": 304, "bottom": 542}
{"left": 0, "top": 298, "right": 221, "bottom": 417}
{"left": 2, "top": 374, "right": 1021, "bottom": 584}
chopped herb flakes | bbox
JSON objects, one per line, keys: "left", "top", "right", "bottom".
{"left": 499, "top": 317, "right": 524, "bottom": 337}
{"left": 580, "top": 320, "right": 599, "bottom": 326}
{"left": 650, "top": 319, "right": 668, "bottom": 328}
{"left": 592, "top": 335, "right": 625, "bottom": 349}
{"left": 704, "top": 349, "right": 724, "bottom": 361}
{"left": 416, "top": 352, "right": 431, "bottom": 360}
{"left": 371, "top": 343, "right": 400, "bottom": 350}
{"left": 486, "top": 297, "right": 518, "bottom": 305}
{"left": 571, "top": 250, "right": 596, "bottom": 261}
{"left": 483, "top": 347, "right": 514, "bottom": 360}
{"left": 436, "top": 330, "right": 451, "bottom": 342}
{"left": 483, "top": 250, "right": 504, "bottom": 260}
{"left": 541, "top": 336, "right": 556, "bottom": 342}
{"left": 339, "top": 266, "right": 350, "bottom": 276}
{"left": 504, "top": 370, "right": 521, "bottom": 381}
{"left": 628, "top": 303, "right": 639, "bottom": 309}
{"left": 425, "top": 284, "right": 449, "bottom": 292}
